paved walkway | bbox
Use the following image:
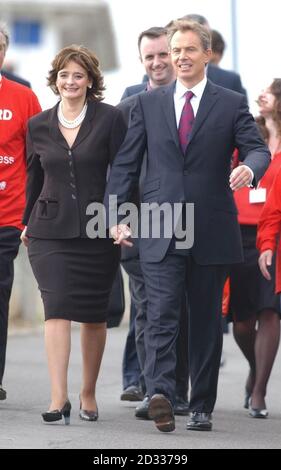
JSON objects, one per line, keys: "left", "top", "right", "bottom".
{"left": 1, "top": 324, "right": 281, "bottom": 449}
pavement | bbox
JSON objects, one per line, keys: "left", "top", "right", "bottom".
{"left": 1, "top": 323, "right": 281, "bottom": 449}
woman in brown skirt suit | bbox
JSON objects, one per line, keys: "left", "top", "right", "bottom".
{"left": 21, "top": 45, "right": 127, "bottom": 424}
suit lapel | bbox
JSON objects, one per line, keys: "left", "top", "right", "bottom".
{"left": 72, "top": 100, "right": 96, "bottom": 149}
{"left": 160, "top": 82, "right": 182, "bottom": 155}
{"left": 188, "top": 80, "right": 219, "bottom": 146}
{"left": 48, "top": 103, "right": 69, "bottom": 150}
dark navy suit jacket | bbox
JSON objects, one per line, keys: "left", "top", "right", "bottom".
{"left": 105, "top": 80, "right": 270, "bottom": 264}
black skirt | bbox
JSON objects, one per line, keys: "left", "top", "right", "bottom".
{"left": 228, "top": 225, "right": 281, "bottom": 322}
{"left": 28, "top": 237, "right": 120, "bottom": 323}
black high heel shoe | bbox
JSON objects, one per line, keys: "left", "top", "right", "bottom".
{"left": 79, "top": 396, "right": 98, "bottom": 422}
{"left": 42, "top": 400, "right": 71, "bottom": 425}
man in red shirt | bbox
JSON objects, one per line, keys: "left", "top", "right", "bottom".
{"left": 0, "top": 22, "right": 41, "bottom": 400}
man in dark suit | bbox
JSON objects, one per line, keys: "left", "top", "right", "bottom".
{"left": 120, "top": 27, "right": 190, "bottom": 418}
{"left": 105, "top": 20, "right": 270, "bottom": 433}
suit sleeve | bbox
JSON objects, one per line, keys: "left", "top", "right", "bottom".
{"left": 109, "top": 108, "right": 128, "bottom": 165}
{"left": 22, "top": 122, "right": 44, "bottom": 225}
{"left": 104, "top": 95, "right": 147, "bottom": 226}
{"left": 257, "top": 169, "right": 281, "bottom": 253}
{"left": 233, "top": 95, "right": 271, "bottom": 184}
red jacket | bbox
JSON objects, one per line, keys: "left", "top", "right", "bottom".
{"left": 257, "top": 166, "right": 281, "bottom": 293}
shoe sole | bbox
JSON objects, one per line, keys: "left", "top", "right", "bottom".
{"left": 148, "top": 396, "right": 175, "bottom": 432}
{"left": 120, "top": 393, "right": 144, "bottom": 402}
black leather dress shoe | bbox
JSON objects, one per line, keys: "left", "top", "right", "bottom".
{"left": 120, "top": 385, "right": 144, "bottom": 402}
{"left": 186, "top": 412, "right": 212, "bottom": 431}
{"left": 135, "top": 395, "right": 152, "bottom": 420}
{"left": 174, "top": 396, "right": 189, "bottom": 416}
{"left": 0, "top": 386, "right": 7, "bottom": 400}
{"left": 148, "top": 394, "right": 175, "bottom": 432}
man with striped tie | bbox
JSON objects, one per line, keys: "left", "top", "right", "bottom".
{"left": 105, "top": 20, "right": 270, "bottom": 433}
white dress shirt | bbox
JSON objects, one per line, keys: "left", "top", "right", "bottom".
{"left": 174, "top": 76, "right": 207, "bottom": 127}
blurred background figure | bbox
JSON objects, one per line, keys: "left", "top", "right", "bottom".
{"left": 0, "top": 21, "right": 41, "bottom": 401}
{"left": 210, "top": 29, "right": 225, "bottom": 65}
{"left": 2, "top": 60, "right": 31, "bottom": 88}
{"left": 228, "top": 79, "right": 281, "bottom": 418}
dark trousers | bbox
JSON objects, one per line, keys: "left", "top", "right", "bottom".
{"left": 141, "top": 253, "right": 228, "bottom": 412}
{"left": 0, "top": 227, "right": 21, "bottom": 384}
{"left": 122, "top": 257, "right": 189, "bottom": 398}
{"left": 121, "top": 301, "right": 142, "bottom": 389}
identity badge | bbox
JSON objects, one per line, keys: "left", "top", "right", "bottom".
{"left": 249, "top": 188, "right": 266, "bottom": 204}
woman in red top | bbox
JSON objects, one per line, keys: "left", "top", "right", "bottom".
{"left": 229, "top": 79, "right": 281, "bottom": 418}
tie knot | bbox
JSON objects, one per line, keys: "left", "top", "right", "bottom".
{"left": 185, "top": 91, "right": 194, "bottom": 102}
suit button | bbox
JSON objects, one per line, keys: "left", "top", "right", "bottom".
{"left": 68, "top": 150, "right": 72, "bottom": 156}
{"left": 69, "top": 161, "right": 72, "bottom": 166}
{"left": 72, "top": 194, "right": 76, "bottom": 200}
{"left": 70, "top": 183, "right": 76, "bottom": 188}
{"left": 70, "top": 172, "right": 74, "bottom": 178}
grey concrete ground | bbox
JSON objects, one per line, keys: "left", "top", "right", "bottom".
{"left": 1, "top": 324, "right": 281, "bottom": 449}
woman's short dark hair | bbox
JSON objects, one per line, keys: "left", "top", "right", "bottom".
{"left": 47, "top": 44, "right": 105, "bottom": 101}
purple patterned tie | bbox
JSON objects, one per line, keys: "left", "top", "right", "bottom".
{"left": 178, "top": 91, "right": 194, "bottom": 153}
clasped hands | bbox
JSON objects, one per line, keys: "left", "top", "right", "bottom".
{"left": 110, "top": 224, "right": 133, "bottom": 247}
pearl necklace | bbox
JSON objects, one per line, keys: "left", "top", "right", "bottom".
{"left": 57, "top": 101, "right": 88, "bottom": 129}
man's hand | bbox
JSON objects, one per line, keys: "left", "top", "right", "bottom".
{"left": 110, "top": 224, "right": 133, "bottom": 247}
{"left": 20, "top": 226, "right": 28, "bottom": 247}
{"left": 229, "top": 165, "right": 253, "bottom": 191}
{"left": 258, "top": 249, "right": 273, "bottom": 280}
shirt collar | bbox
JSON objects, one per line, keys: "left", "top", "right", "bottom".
{"left": 175, "top": 75, "right": 207, "bottom": 100}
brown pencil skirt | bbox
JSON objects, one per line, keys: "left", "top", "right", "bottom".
{"left": 28, "top": 237, "right": 120, "bottom": 323}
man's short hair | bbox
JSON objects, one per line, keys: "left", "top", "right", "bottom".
{"left": 167, "top": 20, "right": 211, "bottom": 51}
{"left": 138, "top": 27, "right": 167, "bottom": 52}
{"left": 180, "top": 14, "right": 209, "bottom": 27}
